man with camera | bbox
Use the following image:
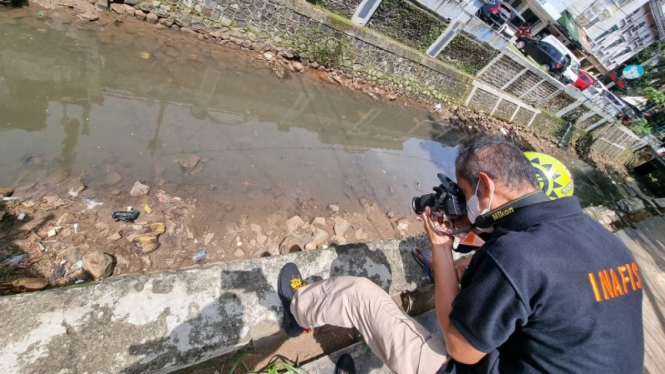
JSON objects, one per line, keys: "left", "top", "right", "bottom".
{"left": 278, "top": 136, "right": 644, "bottom": 373}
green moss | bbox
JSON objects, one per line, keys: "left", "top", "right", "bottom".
{"left": 439, "top": 34, "right": 499, "bottom": 75}
{"left": 366, "top": 0, "right": 448, "bottom": 52}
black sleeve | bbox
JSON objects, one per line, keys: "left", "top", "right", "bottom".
{"left": 449, "top": 251, "right": 529, "bottom": 353}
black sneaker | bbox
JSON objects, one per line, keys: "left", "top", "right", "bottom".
{"left": 278, "top": 262, "right": 308, "bottom": 337}
{"left": 334, "top": 354, "right": 356, "bottom": 374}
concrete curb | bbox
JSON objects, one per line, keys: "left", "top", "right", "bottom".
{"left": 0, "top": 236, "right": 431, "bottom": 374}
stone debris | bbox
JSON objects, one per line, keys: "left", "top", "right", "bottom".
{"left": 305, "top": 229, "right": 329, "bottom": 250}
{"left": 82, "top": 252, "right": 115, "bottom": 280}
{"left": 333, "top": 216, "right": 350, "bottom": 237}
{"left": 387, "top": 211, "right": 396, "bottom": 219}
{"left": 330, "top": 235, "right": 347, "bottom": 245}
{"left": 286, "top": 215, "right": 305, "bottom": 233}
{"left": 107, "top": 232, "right": 122, "bottom": 242}
{"left": 263, "top": 52, "right": 274, "bottom": 61}
{"left": 146, "top": 222, "right": 165, "bottom": 235}
{"left": 78, "top": 12, "right": 99, "bottom": 22}
{"left": 132, "top": 235, "right": 160, "bottom": 254}
{"left": 68, "top": 180, "right": 86, "bottom": 198}
{"left": 204, "top": 232, "right": 214, "bottom": 246}
{"left": 129, "top": 181, "right": 150, "bottom": 197}
{"left": 311, "top": 217, "right": 326, "bottom": 228}
{"left": 328, "top": 204, "right": 340, "bottom": 213}
{"left": 355, "top": 228, "right": 369, "bottom": 241}
{"left": 280, "top": 234, "right": 302, "bottom": 254}
{"left": 234, "top": 248, "right": 245, "bottom": 257}
{"left": 396, "top": 217, "right": 409, "bottom": 231}
{"left": 179, "top": 154, "right": 201, "bottom": 174}
{"left": 0, "top": 187, "right": 14, "bottom": 197}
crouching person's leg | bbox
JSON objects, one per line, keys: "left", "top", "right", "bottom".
{"left": 278, "top": 263, "right": 447, "bottom": 374}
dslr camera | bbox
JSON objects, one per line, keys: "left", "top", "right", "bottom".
{"left": 412, "top": 173, "right": 467, "bottom": 217}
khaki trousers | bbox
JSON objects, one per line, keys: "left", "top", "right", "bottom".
{"left": 291, "top": 276, "right": 448, "bottom": 374}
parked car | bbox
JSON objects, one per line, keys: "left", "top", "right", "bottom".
{"left": 514, "top": 38, "right": 569, "bottom": 80}
{"left": 476, "top": 0, "right": 525, "bottom": 37}
{"left": 539, "top": 35, "right": 580, "bottom": 84}
{"left": 574, "top": 70, "right": 597, "bottom": 91}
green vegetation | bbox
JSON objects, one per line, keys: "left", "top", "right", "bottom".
{"left": 440, "top": 35, "right": 499, "bottom": 75}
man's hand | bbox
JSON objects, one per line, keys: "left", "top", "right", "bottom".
{"left": 421, "top": 208, "right": 454, "bottom": 248}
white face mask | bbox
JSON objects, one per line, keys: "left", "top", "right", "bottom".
{"left": 467, "top": 178, "right": 494, "bottom": 226}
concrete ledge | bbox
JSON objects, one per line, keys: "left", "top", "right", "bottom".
{"left": 0, "top": 236, "right": 431, "bottom": 374}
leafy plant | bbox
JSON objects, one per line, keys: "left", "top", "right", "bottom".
{"left": 628, "top": 118, "right": 652, "bottom": 136}
{"left": 640, "top": 87, "right": 665, "bottom": 108}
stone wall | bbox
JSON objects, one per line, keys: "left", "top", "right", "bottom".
{"left": 478, "top": 55, "right": 524, "bottom": 88}
{"left": 156, "top": 0, "right": 474, "bottom": 103}
{"left": 468, "top": 88, "right": 499, "bottom": 113}
{"left": 577, "top": 113, "right": 602, "bottom": 128}
{"left": 367, "top": 0, "right": 446, "bottom": 51}
{"left": 311, "top": 0, "right": 362, "bottom": 19}
{"left": 439, "top": 33, "right": 499, "bottom": 75}
{"left": 561, "top": 104, "right": 589, "bottom": 123}
{"left": 542, "top": 91, "right": 576, "bottom": 113}
{"left": 495, "top": 100, "right": 518, "bottom": 121}
{"left": 521, "top": 81, "right": 559, "bottom": 107}
{"left": 530, "top": 111, "right": 566, "bottom": 139}
{"left": 513, "top": 107, "right": 535, "bottom": 126}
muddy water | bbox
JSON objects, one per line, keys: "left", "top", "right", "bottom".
{"left": 0, "top": 8, "right": 622, "bottom": 271}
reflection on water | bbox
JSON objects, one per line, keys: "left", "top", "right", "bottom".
{"left": 0, "top": 8, "right": 621, "bottom": 224}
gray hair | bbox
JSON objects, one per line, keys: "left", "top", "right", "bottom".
{"left": 455, "top": 136, "right": 538, "bottom": 190}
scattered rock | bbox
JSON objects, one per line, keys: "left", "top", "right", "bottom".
{"left": 0, "top": 187, "right": 13, "bottom": 197}
{"left": 146, "top": 222, "right": 165, "bottom": 235}
{"left": 311, "top": 217, "right": 326, "bottom": 228}
{"left": 179, "top": 154, "right": 201, "bottom": 174}
{"left": 333, "top": 217, "right": 350, "bottom": 237}
{"left": 396, "top": 217, "right": 409, "bottom": 231}
{"left": 234, "top": 248, "right": 245, "bottom": 257}
{"left": 280, "top": 234, "right": 302, "bottom": 254}
{"left": 286, "top": 215, "right": 305, "bottom": 233}
{"left": 135, "top": 10, "right": 147, "bottom": 21}
{"left": 263, "top": 52, "right": 274, "bottom": 61}
{"left": 132, "top": 235, "right": 160, "bottom": 254}
{"left": 78, "top": 12, "right": 99, "bottom": 22}
{"left": 167, "top": 221, "right": 176, "bottom": 235}
{"left": 82, "top": 252, "right": 115, "bottom": 280}
{"left": 204, "top": 232, "right": 214, "bottom": 245}
{"left": 387, "top": 211, "right": 396, "bottom": 219}
{"left": 388, "top": 93, "right": 398, "bottom": 101}
{"left": 293, "top": 61, "right": 303, "bottom": 72}
{"left": 355, "top": 228, "right": 369, "bottom": 241}
{"left": 104, "top": 172, "right": 122, "bottom": 185}
{"left": 305, "top": 229, "right": 329, "bottom": 250}
{"left": 330, "top": 235, "right": 347, "bottom": 245}
{"left": 95, "top": 222, "right": 110, "bottom": 232}
{"left": 129, "top": 181, "right": 150, "bottom": 197}
{"left": 110, "top": 3, "right": 123, "bottom": 13}
{"left": 68, "top": 180, "right": 86, "bottom": 198}
{"left": 232, "top": 235, "right": 242, "bottom": 247}
{"left": 328, "top": 204, "right": 340, "bottom": 213}
{"left": 146, "top": 12, "right": 158, "bottom": 23}
{"left": 107, "top": 232, "right": 122, "bottom": 242}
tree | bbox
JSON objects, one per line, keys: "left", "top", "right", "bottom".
{"left": 641, "top": 87, "right": 665, "bottom": 109}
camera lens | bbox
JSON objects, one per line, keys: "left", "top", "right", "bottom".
{"left": 412, "top": 196, "right": 423, "bottom": 215}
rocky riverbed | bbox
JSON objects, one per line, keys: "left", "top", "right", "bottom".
{"left": 0, "top": 4, "right": 637, "bottom": 293}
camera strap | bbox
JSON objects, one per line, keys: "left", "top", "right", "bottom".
{"left": 446, "top": 191, "right": 549, "bottom": 235}
{"left": 474, "top": 191, "right": 550, "bottom": 228}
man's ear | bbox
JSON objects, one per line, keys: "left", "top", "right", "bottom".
{"left": 476, "top": 172, "right": 492, "bottom": 198}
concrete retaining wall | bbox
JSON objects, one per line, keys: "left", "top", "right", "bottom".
{"left": 0, "top": 237, "right": 431, "bottom": 374}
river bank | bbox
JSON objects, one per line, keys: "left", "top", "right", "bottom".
{"left": 0, "top": 4, "right": 633, "bottom": 291}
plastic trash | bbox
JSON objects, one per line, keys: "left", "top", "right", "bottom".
{"left": 73, "top": 223, "right": 79, "bottom": 234}
{"left": 144, "top": 204, "right": 152, "bottom": 213}
{"left": 191, "top": 250, "right": 207, "bottom": 264}
{"left": 111, "top": 210, "right": 140, "bottom": 223}
{"left": 83, "top": 199, "right": 104, "bottom": 209}
{"left": 36, "top": 10, "right": 45, "bottom": 18}
{"left": 73, "top": 260, "right": 83, "bottom": 269}
{"left": 1, "top": 197, "right": 21, "bottom": 201}
{"left": 17, "top": 213, "right": 26, "bottom": 221}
